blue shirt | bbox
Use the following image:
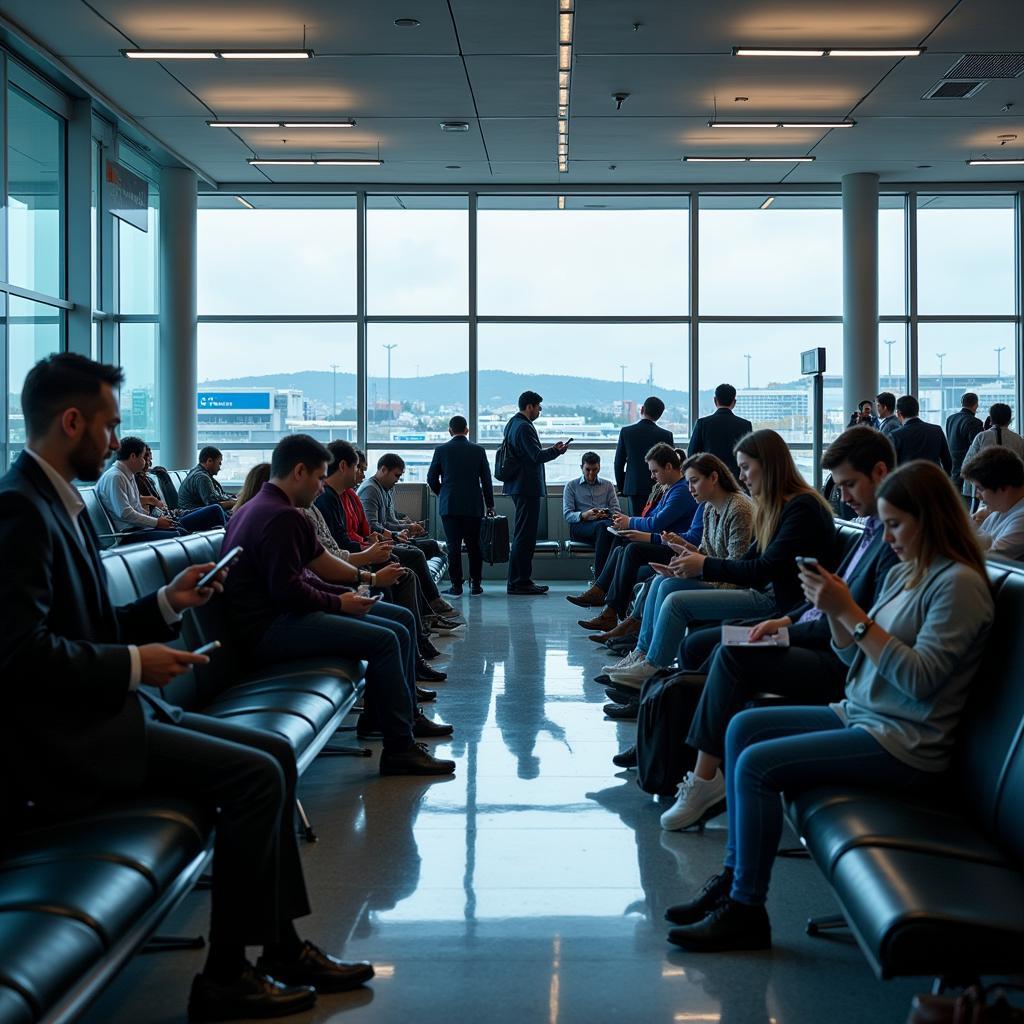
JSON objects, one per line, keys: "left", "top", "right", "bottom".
{"left": 627, "top": 478, "right": 699, "bottom": 543}
{"left": 562, "top": 475, "right": 620, "bottom": 524}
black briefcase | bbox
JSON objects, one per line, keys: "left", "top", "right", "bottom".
{"left": 635, "top": 671, "right": 705, "bottom": 796}
{"left": 480, "top": 515, "right": 510, "bottom": 564}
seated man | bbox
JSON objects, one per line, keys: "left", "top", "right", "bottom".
{"left": 222, "top": 433, "right": 456, "bottom": 773}
{"left": 962, "top": 445, "right": 1024, "bottom": 560}
{"left": 1, "top": 353, "right": 375, "bottom": 1022}
{"left": 563, "top": 451, "right": 620, "bottom": 546}
{"left": 178, "top": 445, "right": 238, "bottom": 514}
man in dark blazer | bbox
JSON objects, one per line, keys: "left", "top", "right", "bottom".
{"left": 687, "top": 383, "right": 753, "bottom": 481}
{"left": 946, "top": 391, "right": 983, "bottom": 492}
{"left": 891, "top": 394, "right": 953, "bottom": 473}
{"left": 614, "top": 396, "right": 674, "bottom": 514}
{"left": 0, "top": 354, "right": 372, "bottom": 1021}
{"left": 427, "top": 415, "right": 494, "bottom": 596}
{"left": 502, "top": 390, "right": 569, "bottom": 595}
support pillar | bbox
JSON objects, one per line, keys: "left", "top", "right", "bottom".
{"left": 158, "top": 167, "right": 197, "bottom": 468}
{"left": 842, "top": 172, "right": 879, "bottom": 421}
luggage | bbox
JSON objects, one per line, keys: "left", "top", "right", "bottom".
{"left": 480, "top": 514, "right": 510, "bottom": 564}
{"left": 636, "top": 671, "right": 705, "bottom": 796}
{"left": 494, "top": 438, "right": 519, "bottom": 482}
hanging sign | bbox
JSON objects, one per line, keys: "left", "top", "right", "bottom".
{"left": 105, "top": 160, "right": 149, "bottom": 232}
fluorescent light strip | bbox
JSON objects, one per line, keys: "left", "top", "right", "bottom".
{"left": 234, "top": 195, "right": 255, "bottom": 209}
{"left": 557, "top": 195, "right": 565, "bottom": 209}
{"left": 209, "top": 120, "right": 359, "bottom": 129}
{"left": 282, "top": 121, "right": 355, "bottom": 128}
{"left": 760, "top": 197, "right": 775, "bottom": 209}
{"left": 708, "top": 120, "right": 854, "bottom": 128}
{"left": 316, "top": 159, "right": 383, "bottom": 166}
{"left": 749, "top": 156, "right": 816, "bottom": 162}
{"left": 683, "top": 157, "right": 746, "bottom": 162}
{"left": 734, "top": 47, "right": 825, "bottom": 57}
{"left": 123, "top": 50, "right": 217, "bottom": 59}
{"left": 781, "top": 120, "right": 855, "bottom": 128}
{"left": 733, "top": 46, "right": 923, "bottom": 57}
{"left": 559, "top": 44, "right": 573, "bottom": 71}
{"left": 247, "top": 158, "right": 382, "bottom": 166}
{"left": 708, "top": 121, "right": 783, "bottom": 129}
{"left": 967, "top": 158, "right": 1024, "bottom": 166}
{"left": 123, "top": 49, "right": 313, "bottom": 59}
{"left": 682, "top": 156, "right": 815, "bottom": 162}
{"left": 219, "top": 50, "right": 313, "bottom": 59}
{"left": 829, "top": 48, "right": 924, "bottom": 56}
{"left": 559, "top": 12, "right": 574, "bottom": 44}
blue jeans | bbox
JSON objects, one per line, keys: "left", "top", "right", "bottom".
{"left": 642, "top": 584, "right": 775, "bottom": 668}
{"left": 179, "top": 503, "right": 229, "bottom": 532}
{"left": 723, "top": 707, "right": 928, "bottom": 905}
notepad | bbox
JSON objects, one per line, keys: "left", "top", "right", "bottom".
{"left": 721, "top": 624, "right": 790, "bottom": 648}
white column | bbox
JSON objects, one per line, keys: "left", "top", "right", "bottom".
{"left": 842, "top": 172, "right": 879, "bottom": 419}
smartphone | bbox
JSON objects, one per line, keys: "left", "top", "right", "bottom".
{"left": 566, "top": 437, "right": 574, "bottom": 444}
{"left": 365, "top": 592, "right": 384, "bottom": 603}
{"left": 650, "top": 562, "right": 674, "bottom": 575}
{"left": 196, "top": 545, "right": 243, "bottom": 589}
{"left": 795, "top": 556, "right": 820, "bottom": 571}
{"left": 192, "top": 640, "right": 221, "bottom": 656}
{"left": 606, "top": 525, "right": 622, "bottom": 536}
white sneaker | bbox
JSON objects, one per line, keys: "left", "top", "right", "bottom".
{"left": 660, "top": 770, "right": 727, "bottom": 831}
{"left": 602, "top": 649, "right": 644, "bottom": 674}
{"left": 607, "top": 659, "right": 659, "bottom": 689}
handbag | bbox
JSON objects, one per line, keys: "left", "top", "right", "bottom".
{"left": 908, "top": 987, "right": 1024, "bottom": 1024}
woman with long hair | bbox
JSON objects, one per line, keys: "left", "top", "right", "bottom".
{"left": 665, "top": 460, "right": 994, "bottom": 953}
{"left": 961, "top": 402, "right": 1024, "bottom": 500}
{"left": 234, "top": 462, "right": 271, "bottom": 510}
{"left": 608, "top": 430, "right": 836, "bottom": 689}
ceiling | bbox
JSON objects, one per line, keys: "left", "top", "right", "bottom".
{"left": 3, "top": 0, "right": 1024, "bottom": 188}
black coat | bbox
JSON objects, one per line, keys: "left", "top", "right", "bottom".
{"left": 892, "top": 417, "right": 953, "bottom": 473}
{"left": 687, "top": 408, "right": 753, "bottom": 480}
{"left": 427, "top": 435, "right": 494, "bottom": 516}
{"left": 945, "top": 408, "right": 984, "bottom": 481}
{"left": 614, "top": 419, "right": 675, "bottom": 499}
{"left": 0, "top": 453, "right": 178, "bottom": 815}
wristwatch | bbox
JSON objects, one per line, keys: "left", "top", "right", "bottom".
{"left": 852, "top": 618, "right": 875, "bottom": 642}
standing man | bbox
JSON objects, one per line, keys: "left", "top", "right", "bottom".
{"left": 614, "top": 396, "right": 674, "bottom": 514}
{"left": 502, "top": 390, "right": 570, "bottom": 595}
{"left": 687, "top": 384, "right": 752, "bottom": 481}
{"left": 427, "top": 415, "right": 494, "bottom": 597}
{"left": 177, "top": 445, "right": 237, "bottom": 514}
{"left": 876, "top": 392, "right": 900, "bottom": 438}
{"left": 562, "top": 451, "right": 620, "bottom": 546}
{"left": 946, "top": 391, "right": 983, "bottom": 494}
{"left": 891, "top": 395, "right": 953, "bottom": 472}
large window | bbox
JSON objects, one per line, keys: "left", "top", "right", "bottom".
{"left": 7, "top": 296, "right": 62, "bottom": 447}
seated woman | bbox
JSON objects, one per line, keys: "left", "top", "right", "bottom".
{"left": 961, "top": 444, "right": 1024, "bottom": 561}
{"left": 608, "top": 430, "right": 836, "bottom": 688}
{"left": 664, "top": 460, "right": 994, "bottom": 952}
{"left": 605, "top": 453, "right": 752, "bottom": 680}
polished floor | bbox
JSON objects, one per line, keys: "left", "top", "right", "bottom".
{"left": 82, "top": 583, "right": 924, "bottom": 1023}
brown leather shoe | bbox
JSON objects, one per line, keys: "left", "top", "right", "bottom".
{"left": 566, "top": 585, "right": 606, "bottom": 608}
{"left": 588, "top": 615, "right": 642, "bottom": 642}
{"left": 578, "top": 607, "right": 618, "bottom": 631}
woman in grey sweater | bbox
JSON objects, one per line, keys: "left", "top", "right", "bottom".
{"left": 665, "top": 460, "right": 994, "bottom": 954}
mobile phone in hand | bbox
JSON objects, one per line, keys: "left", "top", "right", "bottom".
{"left": 195, "top": 546, "right": 243, "bottom": 589}
{"left": 794, "top": 556, "right": 820, "bottom": 572}
{"left": 192, "top": 640, "right": 221, "bottom": 656}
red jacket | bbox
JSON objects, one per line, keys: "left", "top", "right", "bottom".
{"left": 341, "top": 488, "right": 372, "bottom": 547}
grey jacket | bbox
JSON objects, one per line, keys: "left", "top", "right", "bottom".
{"left": 357, "top": 477, "right": 408, "bottom": 534}
{"left": 832, "top": 556, "right": 993, "bottom": 772}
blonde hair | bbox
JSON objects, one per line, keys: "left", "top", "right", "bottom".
{"left": 734, "top": 429, "right": 832, "bottom": 550}
{"left": 235, "top": 462, "right": 270, "bottom": 509}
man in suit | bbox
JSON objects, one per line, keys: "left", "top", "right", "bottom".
{"left": 614, "top": 396, "right": 675, "bottom": 514}
{"left": 876, "top": 391, "right": 900, "bottom": 438}
{"left": 891, "top": 394, "right": 953, "bottom": 473}
{"left": 427, "top": 415, "right": 494, "bottom": 596}
{"left": 687, "top": 384, "right": 752, "bottom": 481}
{"left": 502, "top": 390, "right": 570, "bottom": 595}
{"left": 651, "top": 425, "right": 900, "bottom": 831}
{"left": 0, "top": 354, "right": 374, "bottom": 1021}
{"left": 946, "top": 391, "right": 983, "bottom": 493}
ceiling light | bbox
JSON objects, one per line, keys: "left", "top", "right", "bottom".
{"left": 122, "top": 50, "right": 218, "bottom": 59}
{"left": 760, "top": 197, "right": 775, "bottom": 209}
{"left": 559, "top": 0, "right": 573, "bottom": 10}
{"left": 218, "top": 50, "right": 313, "bottom": 59}
{"left": 967, "top": 158, "right": 1024, "bottom": 165}
{"left": 558, "top": 104, "right": 568, "bottom": 117}
{"left": 394, "top": 18, "right": 421, "bottom": 27}
{"left": 733, "top": 46, "right": 923, "bottom": 58}
{"left": 708, "top": 121, "right": 783, "bottom": 128}
{"left": 281, "top": 120, "right": 355, "bottom": 128}
{"left": 558, "top": 160, "right": 568, "bottom": 173}
{"left": 733, "top": 47, "right": 826, "bottom": 57}
{"left": 681, "top": 155, "right": 815, "bottom": 162}
{"left": 828, "top": 48, "right": 924, "bottom": 56}
{"left": 708, "top": 120, "right": 855, "bottom": 128}
{"left": 559, "top": 70, "right": 570, "bottom": 90}
{"left": 234, "top": 195, "right": 255, "bottom": 209}
{"left": 314, "top": 159, "right": 383, "bottom": 166}
{"left": 780, "top": 120, "right": 855, "bottom": 128}
{"left": 247, "top": 158, "right": 383, "bottom": 166}
{"left": 248, "top": 159, "right": 318, "bottom": 166}
{"left": 440, "top": 122, "right": 470, "bottom": 132}
{"left": 123, "top": 49, "right": 313, "bottom": 60}
{"left": 557, "top": 195, "right": 565, "bottom": 209}
{"left": 682, "top": 157, "right": 746, "bottom": 162}
{"left": 559, "top": 44, "right": 573, "bottom": 71}
{"left": 208, "top": 121, "right": 282, "bottom": 128}
{"left": 559, "top": 12, "right": 574, "bottom": 44}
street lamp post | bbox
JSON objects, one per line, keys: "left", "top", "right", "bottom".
{"left": 743, "top": 353, "right": 752, "bottom": 390}
{"left": 995, "top": 346, "right": 1006, "bottom": 381}
{"left": 383, "top": 344, "right": 398, "bottom": 420}
{"left": 329, "top": 362, "right": 339, "bottom": 418}
{"left": 936, "top": 352, "right": 946, "bottom": 423}
{"left": 883, "top": 338, "right": 897, "bottom": 386}
{"left": 619, "top": 363, "right": 627, "bottom": 423}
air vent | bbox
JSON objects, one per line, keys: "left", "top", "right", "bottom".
{"left": 946, "top": 53, "right": 1024, "bottom": 79}
{"left": 924, "top": 79, "right": 986, "bottom": 99}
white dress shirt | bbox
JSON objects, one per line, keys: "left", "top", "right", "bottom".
{"left": 978, "top": 494, "right": 1024, "bottom": 560}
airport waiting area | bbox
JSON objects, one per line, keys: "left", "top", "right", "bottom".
{"left": 2, "top": 2, "right": 1024, "bottom": 1023}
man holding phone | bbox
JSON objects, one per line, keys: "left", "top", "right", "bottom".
{"left": 562, "top": 451, "right": 620, "bottom": 547}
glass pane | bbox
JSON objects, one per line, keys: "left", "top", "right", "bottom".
{"left": 119, "top": 323, "right": 158, "bottom": 442}
{"left": 917, "top": 196, "right": 1016, "bottom": 315}
{"left": 91, "top": 138, "right": 98, "bottom": 311}
{"left": 8, "top": 296, "right": 63, "bottom": 450}
{"left": 700, "top": 200, "right": 842, "bottom": 315}
{"left": 118, "top": 186, "right": 159, "bottom": 314}
{"left": 7, "top": 87, "right": 64, "bottom": 298}
{"left": 698, "top": 322, "right": 843, "bottom": 442}
{"left": 879, "top": 203, "right": 906, "bottom": 315}
{"left": 197, "top": 207, "right": 357, "bottom": 314}
{"left": 917, "top": 323, "right": 1017, "bottom": 426}
{"left": 478, "top": 324, "right": 689, "bottom": 472}
{"left": 367, "top": 197, "right": 468, "bottom": 314}
{"left": 477, "top": 200, "right": 689, "bottom": 315}
{"left": 197, "top": 322, "right": 357, "bottom": 446}
{"left": 367, "top": 323, "right": 468, "bottom": 443}
{"left": 879, "top": 326, "right": 908, "bottom": 396}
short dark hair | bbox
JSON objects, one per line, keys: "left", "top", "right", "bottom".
{"left": 270, "top": 434, "right": 330, "bottom": 478}
{"left": 961, "top": 392, "right": 979, "bottom": 409}
{"left": 116, "top": 436, "right": 147, "bottom": 461}
{"left": 715, "top": 383, "right": 737, "bottom": 406}
{"left": 449, "top": 415, "right": 468, "bottom": 433}
{"left": 645, "top": 442, "right": 681, "bottom": 469}
{"left": 896, "top": 395, "right": 919, "bottom": 418}
{"left": 821, "top": 425, "right": 896, "bottom": 475}
{"left": 642, "top": 396, "right": 665, "bottom": 421}
{"left": 355, "top": 448, "right": 366, "bottom": 465}
{"left": 962, "top": 445, "right": 1024, "bottom": 490}
{"left": 581, "top": 451, "right": 600, "bottom": 465}
{"left": 859, "top": 400, "right": 874, "bottom": 411}
{"left": 518, "top": 390, "right": 542, "bottom": 410}
{"left": 876, "top": 391, "right": 896, "bottom": 411}
{"left": 326, "top": 439, "right": 358, "bottom": 475}
{"left": 377, "top": 453, "right": 405, "bottom": 472}
{"left": 199, "top": 446, "right": 222, "bottom": 463}
{"left": 989, "top": 402, "right": 1013, "bottom": 427}
{"left": 21, "top": 353, "right": 123, "bottom": 440}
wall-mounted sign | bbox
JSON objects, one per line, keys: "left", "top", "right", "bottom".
{"left": 198, "top": 391, "right": 273, "bottom": 412}
{"left": 105, "top": 160, "right": 149, "bottom": 232}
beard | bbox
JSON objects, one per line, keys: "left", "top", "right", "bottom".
{"left": 68, "top": 435, "right": 110, "bottom": 482}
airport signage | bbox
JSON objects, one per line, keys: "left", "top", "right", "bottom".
{"left": 198, "top": 391, "right": 272, "bottom": 411}
{"left": 105, "top": 161, "right": 149, "bottom": 232}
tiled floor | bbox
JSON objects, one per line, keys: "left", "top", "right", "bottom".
{"left": 82, "top": 583, "right": 923, "bottom": 1023}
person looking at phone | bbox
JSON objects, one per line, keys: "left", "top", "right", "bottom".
{"left": 666, "top": 459, "right": 993, "bottom": 953}
{"left": 562, "top": 451, "right": 620, "bottom": 546}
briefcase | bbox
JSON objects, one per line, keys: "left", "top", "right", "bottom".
{"left": 636, "top": 671, "right": 704, "bottom": 796}
{"left": 480, "top": 515, "right": 510, "bottom": 564}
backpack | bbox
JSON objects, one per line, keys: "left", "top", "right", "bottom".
{"left": 494, "top": 423, "right": 521, "bottom": 482}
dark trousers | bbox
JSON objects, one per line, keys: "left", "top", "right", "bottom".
{"left": 592, "top": 522, "right": 621, "bottom": 573}
{"left": 411, "top": 536, "right": 443, "bottom": 560}
{"left": 394, "top": 543, "right": 440, "bottom": 602}
{"left": 508, "top": 495, "right": 541, "bottom": 588}
{"left": 145, "top": 712, "right": 310, "bottom": 946}
{"left": 441, "top": 514, "right": 483, "bottom": 585}
{"left": 605, "top": 541, "right": 673, "bottom": 616}
{"left": 179, "top": 504, "right": 229, "bottom": 532}
{"left": 569, "top": 520, "right": 602, "bottom": 546}
{"left": 686, "top": 642, "right": 849, "bottom": 759}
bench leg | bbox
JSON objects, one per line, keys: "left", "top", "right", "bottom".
{"left": 776, "top": 846, "right": 810, "bottom": 859}
{"left": 143, "top": 935, "right": 206, "bottom": 953}
{"left": 296, "top": 799, "right": 318, "bottom": 843}
{"left": 806, "top": 913, "right": 847, "bottom": 936}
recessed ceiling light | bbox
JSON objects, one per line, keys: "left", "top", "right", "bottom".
{"left": 708, "top": 120, "right": 855, "bottom": 128}
{"left": 281, "top": 121, "right": 355, "bottom": 128}
{"left": 440, "top": 122, "right": 470, "bottom": 132}
{"left": 682, "top": 155, "right": 815, "bottom": 162}
{"left": 708, "top": 121, "right": 782, "bottom": 129}
{"left": 209, "top": 119, "right": 355, "bottom": 129}
{"left": 248, "top": 158, "right": 383, "bottom": 166}
{"left": 123, "top": 50, "right": 218, "bottom": 59}
{"left": 208, "top": 121, "right": 282, "bottom": 128}
{"left": 733, "top": 46, "right": 923, "bottom": 57}
{"left": 760, "top": 197, "right": 775, "bottom": 209}
{"left": 828, "top": 48, "right": 924, "bottom": 57}
{"left": 682, "top": 157, "right": 746, "bottom": 162}
{"left": 218, "top": 50, "right": 313, "bottom": 59}
{"left": 733, "top": 47, "right": 826, "bottom": 57}
{"left": 394, "top": 18, "right": 421, "bottom": 27}
{"left": 122, "top": 49, "right": 312, "bottom": 59}
{"left": 315, "top": 159, "right": 384, "bottom": 166}
{"left": 967, "top": 158, "right": 1024, "bottom": 165}
{"left": 234, "top": 195, "right": 255, "bottom": 209}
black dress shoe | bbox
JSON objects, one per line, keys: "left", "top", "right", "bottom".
{"left": 256, "top": 941, "right": 374, "bottom": 994}
{"left": 380, "top": 741, "right": 456, "bottom": 775}
{"left": 418, "top": 637, "right": 443, "bottom": 660}
{"left": 507, "top": 584, "right": 548, "bottom": 595}
{"left": 413, "top": 710, "right": 454, "bottom": 738}
{"left": 665, "top": 869, "right": 734, "bottom": 926}
{"left": 416, "top": 659, "right": 447, "bottom": 683}
{"left": 443, "top": 583, "right": 464, "bottom": 596}
{"left": 470, "top": 582, "right": 483, "bottom": 595}
{"left": 355, "top": 712, "right": 382, "bottom": 740}
{"left": 591, "top": 673, "right": 612, "bottom": 686}
{"left": 188, "top": 965, "right": 315, "bottom": 1021}
{"left": 612, "top": 745, "right": 638, "bottom": 768}
{"left": 605, "top": 684, "right": 640, "bottom": 705}
{"left": 603, "top": 700, "right": 639, "bottom": 720}
{"left": 415, "top": 685, "right": 437, "bottom": 702}
{"left": 666, "top": 897, "right": 772, "bottom": 952}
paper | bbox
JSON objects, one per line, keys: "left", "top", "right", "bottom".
{"left": 606, "top": 526, "right": 623, "bottom": 535}
{"left": 721, "top": 624, "right": 790, "bottom": 648}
